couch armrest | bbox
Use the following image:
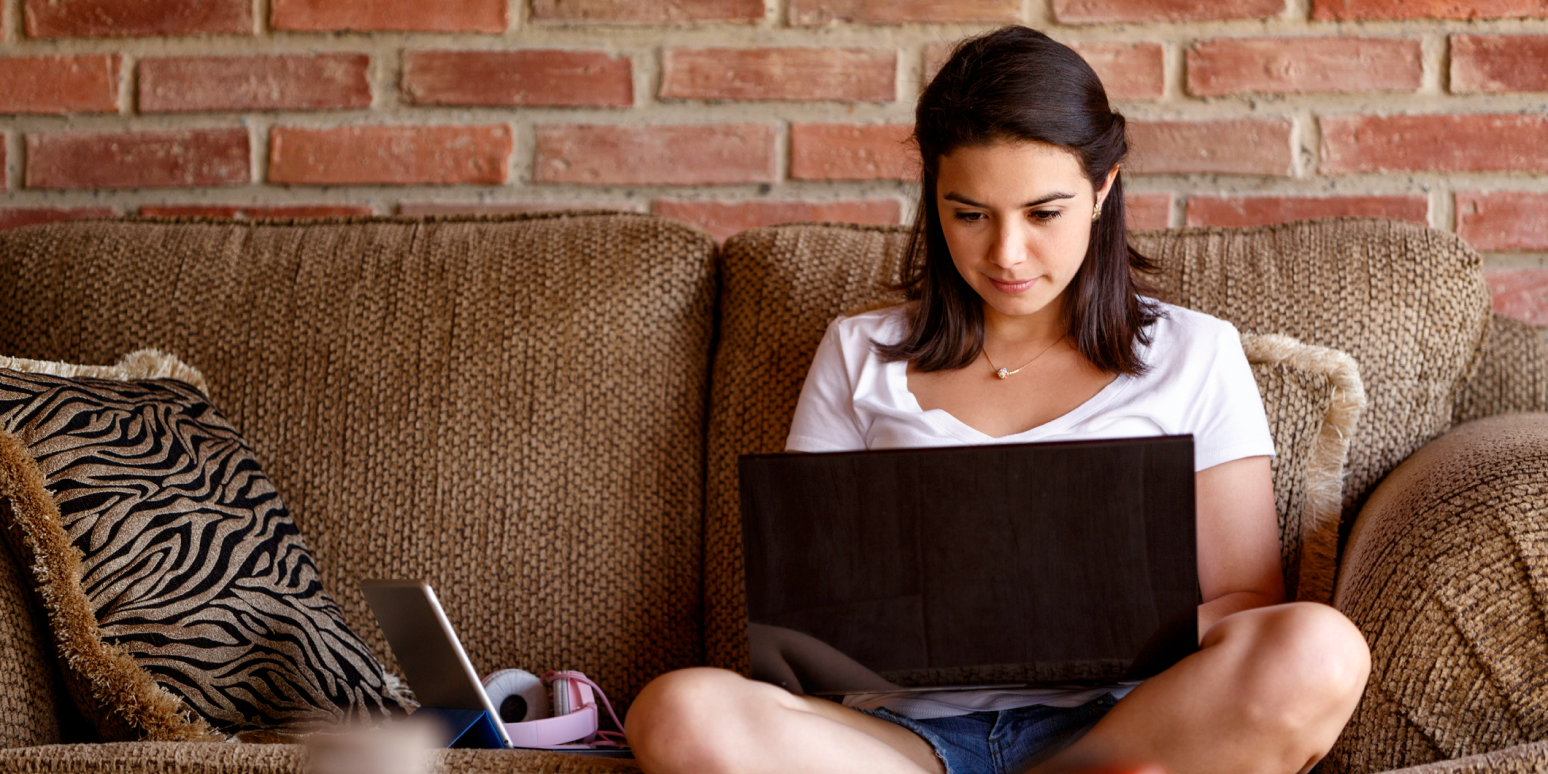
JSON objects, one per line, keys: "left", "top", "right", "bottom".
{"left": 1325, "top": 414, "right": 1548, "bottom": 774}
{"left": 0, "top": 742, "right": 642, "bottom": 774}
{"left": 1378, "top": 741, "right": 1548, "bottom": 774}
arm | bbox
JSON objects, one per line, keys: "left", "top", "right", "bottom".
{"left": 1195, "top": 454, "right": 1285, "bottom": 640}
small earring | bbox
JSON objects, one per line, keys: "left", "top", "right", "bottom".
{"left": 1091, "top": 203, "right": 1102, "bottom": 222}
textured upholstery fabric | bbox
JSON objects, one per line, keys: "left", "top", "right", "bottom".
{"left": 0, "top": 742, "right": 647, "bottom": 773}
{"left": 1383, "top": 742, "right": 1548, "bottom": 774}
{"left": 0, "top": 500, "right": 64, "bottom": 748}
{"left": 705, "top": 225, "right": 908, "bottom": 671}
{"left": 706, "top": 222, "right": 1369, "bottom": 670}
{"left": 0, "top": 353, "right": 406, "bottom": 740}
{"left": 1453, "top": 313, "right": 1548, "bottom": 425}
{"left": 1329, "top": 414, "right": 1548, "bottom": 774}
{"left": 1130, "top": 219, "right": 1493, "bottom": 521}
{"left": 0, "top": 215, "right": 718, "bottom": 717}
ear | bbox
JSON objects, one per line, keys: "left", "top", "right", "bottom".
{"left": 1094, "top": 164, "right": 1120, "bottom": 210}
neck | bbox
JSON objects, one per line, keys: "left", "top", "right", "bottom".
{"left": 981, "top": 295, "right": 1066, "bottom": 347}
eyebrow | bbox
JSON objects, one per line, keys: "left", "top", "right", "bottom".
{"left": 943, "top": 191, "right": 1077, "bottom": 208}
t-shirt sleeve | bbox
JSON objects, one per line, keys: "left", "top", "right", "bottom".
{"left": 786, "top": 320, "right": 868, "bottom": 452}
{"left": 1188, "top": 322, "right": 1276, "bottom": 472}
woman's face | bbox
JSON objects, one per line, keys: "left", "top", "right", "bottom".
{"left": 935, "top": 140, "right": 1115, "bottom": 323}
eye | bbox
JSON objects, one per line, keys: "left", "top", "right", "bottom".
{"left": 1029, "top": 209, "right": 1062, "bottom": 222}
{"left": 953, "top": 211, "right": 985, "bottom": 222}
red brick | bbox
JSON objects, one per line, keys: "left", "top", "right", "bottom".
{"left": 398, "top": 202, "right": 644, "bottom": 217}
{"left": 139, "top": 204, "right": 374, "bottom": 219}
{"left": 27, "top": 129, "right": 250, "bottom": 189}
{"left": 1188, "top": 37, "right": 1421, "bottom": 96}
{"left": 790, "top": 123, "right": 916, "bottom": 181}
{"left": 1054, "top": 0, "right": 1283, "bottom": 23}
{"left": 534, "top": 124, "right": 775, "bottom": 185}
{"left": 529, "top": 0, "right": 764, "bottom": 24}
{"left": 1452, "top": 35, "right": 1548, "bottom": 93}
{"left": 1125, "top": 193, "right": 1172, "bottom": 230}
{"left": 24, "top": 0, "right": 251, "bottom": 37}
{"left": 1485, "top": 269, "right": 1548, "bottom": 326}
{"left": 0, "top": 207, "right": 117, "bottom": 230}
{"left": 269, "top": 126, "right": 511, "bottom": 186}
{"left": 1456, "top": 192, "right": 1548, "bottom": 251}
{"left": 1321, "top": 114, "right": 1548, "bottom": 174}
{"left": 1127, "top": 119, "right": 1294, "bottom": 176}
{"left": 660, "top": 48, "right": 894, "bottom": 102}
{"left": 926, "top": 42, "right": 1164, "bottom": 101}
{"left": 1186, "top": 195, "right": 1428, "bottom": 228}
{"left": 138, "top": 55, "right": 370, "bottom": 113}
{"left": 789, "top": 0, "right": 1018, "bottom": 24}
{"left": 1313, "top": 0, "right": 1548, "bottom": 20}
{"left": 0, "top": 55, "right": 119, "bottom": 114}
{"left": 271, "top": 0, "right": 506, "bottom": 32}
{"left": 652, "top": 199, "right": 901, "bottom": 241}
{"left": 1073, "top": 43, "right": 1165, "bottom": 101}
{"left": 403, "top": 50, "right": 631, "bottom": 108}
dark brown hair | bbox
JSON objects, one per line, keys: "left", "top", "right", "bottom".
{"left": 877, "top": 25, "right": 1161, "bottom": 375}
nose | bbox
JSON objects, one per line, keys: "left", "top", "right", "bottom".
{"left": 988, "top": 221, "right": 1028, "bottom": 269}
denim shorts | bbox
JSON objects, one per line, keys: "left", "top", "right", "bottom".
{"left": 859, "top": 693, "right": 1117, "bottom": 774}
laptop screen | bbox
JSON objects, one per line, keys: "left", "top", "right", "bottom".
{"left": 738, "top": 435, "right": 1199, "bottom": 695}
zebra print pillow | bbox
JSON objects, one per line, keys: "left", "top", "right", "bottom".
{"left": 0, "top": 354, "right": 408, "bottom": 739}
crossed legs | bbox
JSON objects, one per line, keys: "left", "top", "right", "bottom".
{"left": 625, "top": 602, "right": 1370, "bottom": 774}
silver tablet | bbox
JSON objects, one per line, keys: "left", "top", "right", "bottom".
{"left": 360, "top": 579, "right": 514, "bottom": 749}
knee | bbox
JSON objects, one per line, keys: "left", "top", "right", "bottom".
{"left": 625, "top": 667, "right": 764, "bottom": 774}
{"left": 1219, "top": 602, "right": 1371, "bottom": 733}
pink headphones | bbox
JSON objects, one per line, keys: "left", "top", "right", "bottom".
{"left": 481, "top": 669, "right": 626, "bottom": 749}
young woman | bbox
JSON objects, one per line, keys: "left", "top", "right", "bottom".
{"left": 625, "top": 26, "right": 1371, "bottom": 774}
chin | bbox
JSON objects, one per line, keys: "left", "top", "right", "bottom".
{"left": 985, "top": 295, "right": 1057, "bottom": 318}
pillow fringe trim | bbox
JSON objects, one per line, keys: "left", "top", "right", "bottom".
{"left": 0, "top": 349, "right": 211, "bottom": 397}
{"left": 0, "top": 430, "right": 222, "bottom": 743}
{"left": 1243, "top": 333, "right": 1367, "bottom": 605}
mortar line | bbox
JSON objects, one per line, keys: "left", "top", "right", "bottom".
{"left": 6, "top": 132, "right": 20, "bottom": 194}
{"left": 117, "top": 51, "right": 135, "bottom": 117}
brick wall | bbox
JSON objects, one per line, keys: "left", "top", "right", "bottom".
{"left": 2, "top": 0, "right": 1547, "bottom": 326}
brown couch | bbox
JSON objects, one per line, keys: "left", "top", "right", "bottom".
{"left": 0, "top": 213, "right": 1544, "bottom": 773}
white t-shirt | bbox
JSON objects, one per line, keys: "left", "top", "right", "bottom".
{"left": 784, "top": 300, "right": 1276, "bottom": 718}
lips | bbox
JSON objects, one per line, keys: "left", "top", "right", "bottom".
{"left": 987, "top": 276, "right": 1037, "bottom": 294}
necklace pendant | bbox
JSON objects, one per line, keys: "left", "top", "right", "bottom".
{"left": 995, "top": 367, "right": 1009, "bottom": 380}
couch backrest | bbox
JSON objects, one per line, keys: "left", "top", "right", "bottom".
{"left": 704, "top": 225, "right": 909, "bottom": 669}
{"left": 703, "top": 218, "right": 1496, "bottom": 672}
{"left": 0, "top": 214, "right": 718, "bottom": 714}
{"left": 1454, "top": 313, "right": 1548, "bottom": 425}
{"left": 1129, "top": 218, "right": 1492, "bottom": 518}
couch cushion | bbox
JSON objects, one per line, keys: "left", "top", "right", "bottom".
{"left": 0, "top": 351, "right": 407, "bottom": 740}
{"left": 0, "top": 740, "right": 648, "bottom": 774}
{"left": 706, "top": 222, "right": 1369, "bottom": 670}
{"left": 1130, "top": 218, "right": 1492, "bottom": 521}
{"left": 0, "top": 214, "right": 718, "bottom": 713}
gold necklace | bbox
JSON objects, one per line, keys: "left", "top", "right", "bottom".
{"left": 983, "top": 335, "right": 1065, "bottom": 380}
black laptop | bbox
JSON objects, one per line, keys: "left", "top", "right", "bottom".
{"left": 738, "top": 435, "right": 1199, "bottom": 697}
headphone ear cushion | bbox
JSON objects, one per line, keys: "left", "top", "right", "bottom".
{"left": 482, "top": 669, "right": 550, "bottom": 723}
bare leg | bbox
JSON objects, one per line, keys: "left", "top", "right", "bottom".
{"left": 1033, "top": 602, "right": 1371, "bottom": 774}
{"left": 626, "top": 667, "right": 945, "bottom": 774}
